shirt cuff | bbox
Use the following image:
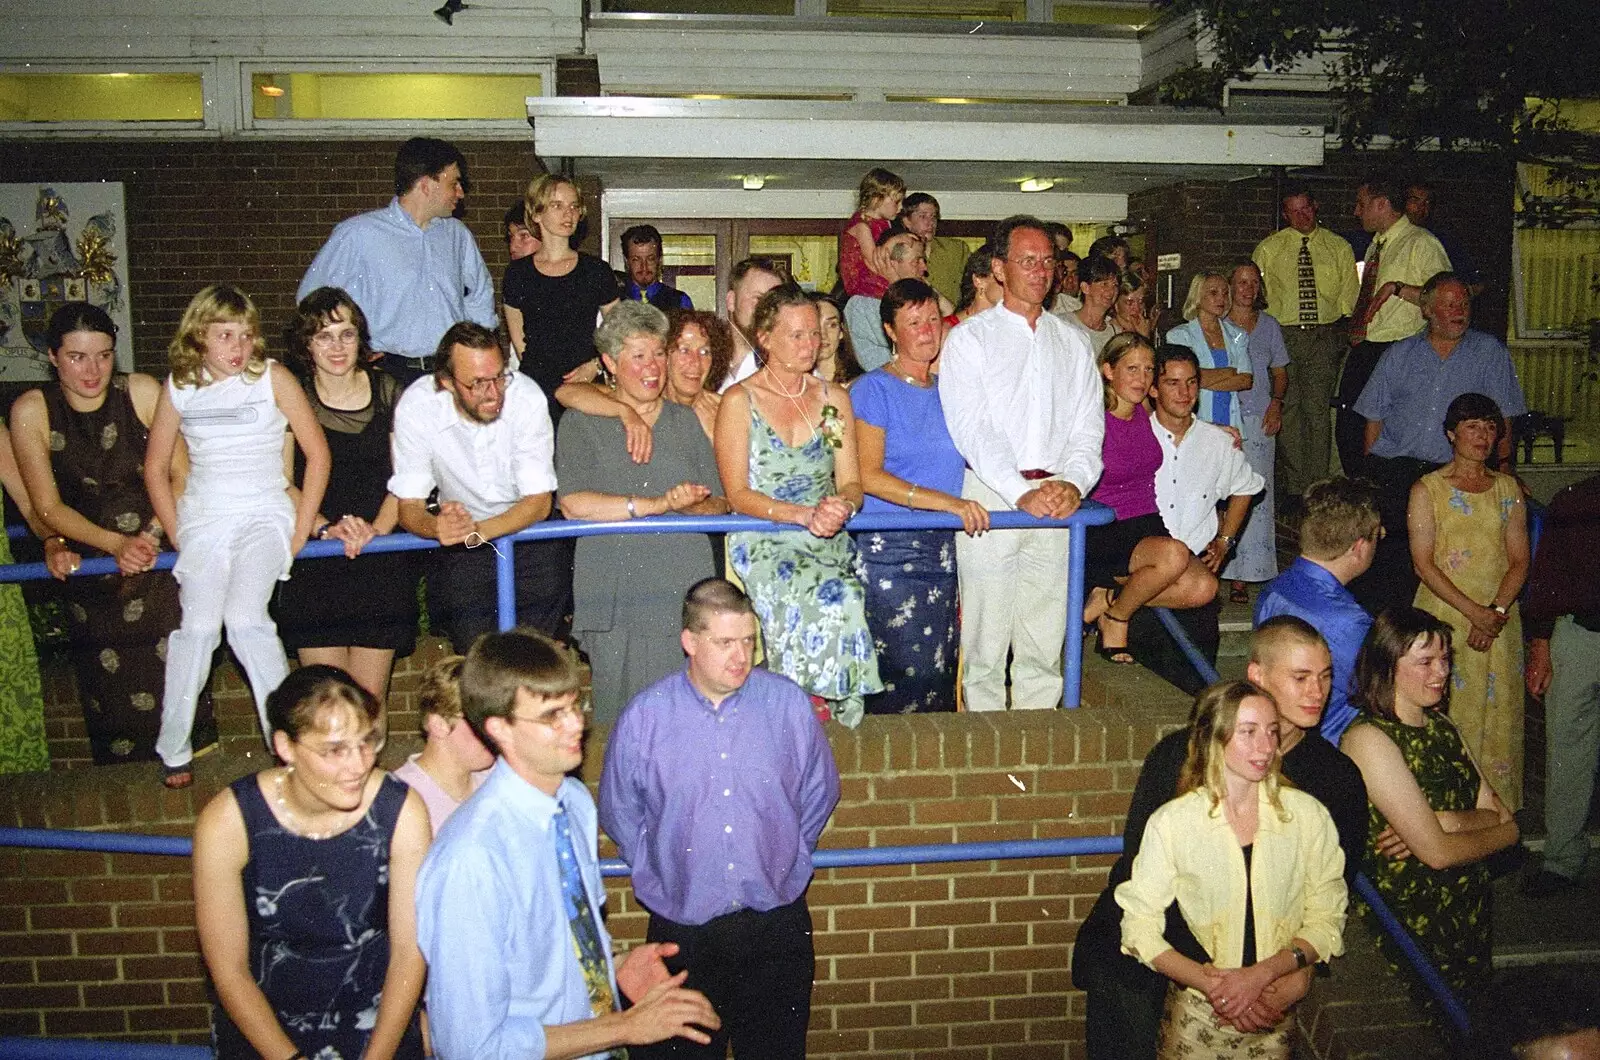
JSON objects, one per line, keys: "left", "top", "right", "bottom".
{"left": 387, "top": 471, "right": 436, "bottom": 499}
{"left": 514, "top": 468, "right": 560, "bottom": 497}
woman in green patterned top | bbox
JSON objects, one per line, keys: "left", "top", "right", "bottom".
{"left": 1341, "top": 607, "right": 1519, "bottom": 1000}
{"left": 0, "top": 417, "right": 56, "bottom": 773}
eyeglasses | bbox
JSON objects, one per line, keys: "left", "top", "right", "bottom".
{"left": 299, "top": 730, "right": 385, "bottom": 764}
{"left": 509, "top": 698, "right": 592, "bottom": 729}
{"left": 453, "top": 371, "right": 514, "bottom": 396}
{"left": 311, "top": 329, "right": 361, "bottom": 350}
{"left": 1006, "top": 256, "right": 1056, "bottom": 273}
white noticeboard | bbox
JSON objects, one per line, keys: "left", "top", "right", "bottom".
{"left": 0, "top": 182, "right": 134, "bottom": 382}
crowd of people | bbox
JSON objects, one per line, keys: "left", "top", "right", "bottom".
{"left": 0, "top": 136, "right": 1592, "bottom": 1056}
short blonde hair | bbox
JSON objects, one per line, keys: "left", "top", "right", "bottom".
{"left": 1180, "top": 271, "right": 1229, "bottom": 321}
{"left": 525, "top": 174, "right": 585, "bottom": 223}
{"left": 418, "top": 654, "right": 466, "bottom": 726}
{"left": 856, "top": 167, "right": 906, "bottom": 212}
{"left": 168, "top": 285, "right": 268, "bottom": 388}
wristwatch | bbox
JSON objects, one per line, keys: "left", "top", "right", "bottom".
{"left": 1490, "top": 603, "right": 1508, "bottom": 616}
{"left": 625, "top": 497, "right": 638, "bottom": 519}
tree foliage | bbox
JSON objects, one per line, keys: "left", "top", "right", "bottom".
{"left": 1155, "top": 0, "right": 1600, "bottom": 220}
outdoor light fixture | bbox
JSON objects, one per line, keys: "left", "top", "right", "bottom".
{"left": 742, "top": 175, "right": 766, "bottom": 190}
{"left": 434, "top": 0, "right": 468, "bottom": 25}
{"left": 1019, "top": 177, "right": 1055, "bottom": 193}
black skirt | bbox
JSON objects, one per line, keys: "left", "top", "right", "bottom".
{"left": 1084, "top": 511, "right": 1168, "bottom": 590}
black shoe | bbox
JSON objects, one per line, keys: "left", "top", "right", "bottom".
{"left": 1521, "top": 869, "right": 1580, "bottom": 898}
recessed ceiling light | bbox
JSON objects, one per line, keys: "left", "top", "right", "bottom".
{"left": 742, "top": 175, "right": 766, "bottom": 191}
{"left": 1019, "top": 177, "right": 1055, "bottom": 193}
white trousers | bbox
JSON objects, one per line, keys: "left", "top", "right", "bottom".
{"left": 955, "top": 471, "right": 1071, "bottom": 711}
{"left": 155, "top": 508, "right": 293, "bottom": 767}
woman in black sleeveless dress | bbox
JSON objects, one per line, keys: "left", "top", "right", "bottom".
{"left": 194, "top": 665, "right": 429, "bottom": 1060}
{"left": 10, "top": 302, "right": 216, "bottom": 765}
{"left": 274, "top": 288, "right": 419, "bottom": 727}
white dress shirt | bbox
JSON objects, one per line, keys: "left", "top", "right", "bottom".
{"left": 938, "top": 302, "right": 1104, "bottom": 508}
{"left": 388, "top": 371, "right": 557, "bottom": 522}
{"left": 1151, "top": 414, "right": 1264, "bottom": 554}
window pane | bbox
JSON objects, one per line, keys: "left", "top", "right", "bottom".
{"left": 828, "top": 0, "right": 1026, "bottom": 18}
{"left": 601, "top": 0, "right": 794, "bottom": 11}
{"left": 0, "top": 73, "right": 203, "bottom": 122}
{"left": 251, "top": 72, "right": 541, "bottom": 121}
{"left": 662, "top": 234, "right": 718, "bottom": 310}
{"left": 748, "top": 234, "right": 839, "bottom": 293}
{"left": 1517, "top": 226, "right": 1600, "bottom": 335}
{"left": 1053, "top": 2, "right": 1158, "bottom": 28}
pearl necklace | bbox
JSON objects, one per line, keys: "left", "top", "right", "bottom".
{"left": 273, "top": 769, "right": 362, "bottom": 840}
{"left": 762, "top": 367, "right": 819, "bottom": 442}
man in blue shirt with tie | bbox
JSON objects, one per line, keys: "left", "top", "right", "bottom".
{"left": 1255, "top": 477, "right": 1381, "bottom": 745}
{"left": 417, "top": 629, "right": 719, "bottom": 1060}
{"left": 620, "top": 224, "right": 693, "bottom": 312}
{"left": 600, "top": 579, "right": 841, "bottom": 1059}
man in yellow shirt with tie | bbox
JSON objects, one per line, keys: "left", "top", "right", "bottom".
{"left": 1251, "top": 185, "right": 1358, "bottom": 501}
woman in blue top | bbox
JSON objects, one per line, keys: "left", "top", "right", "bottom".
{"left": 852, "top": 279, "right": 988, "bottom": 713}
{"left": 1166, "top": 271, "right": 1254, "bottom": 429}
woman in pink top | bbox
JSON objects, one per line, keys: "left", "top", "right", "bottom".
{"left": 391, "top": 655, "right": 493, "bottom": 834}
{"left": 1085, "top": 334, "right": 1219, "bottom": 663}
{"left": 839, "top": 168, "right": 905, "bottom": 298}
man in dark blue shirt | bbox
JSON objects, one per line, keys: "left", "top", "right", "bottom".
{"left": 621, "top": 224, "right": 693, "bottom": 312}
{"left": 1255, "top": 477, "right": 1380, "bottom": 745}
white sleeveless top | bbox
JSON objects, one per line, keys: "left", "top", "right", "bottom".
{"left": 169, "top": 361, "right": 290, "bottom": 518}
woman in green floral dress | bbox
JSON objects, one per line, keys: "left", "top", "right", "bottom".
{"left": 0, "top": 419, "right": 53, "bottom": 773}
{"left": 1341, "top": 607, "right": 1520, "bottom": 1001}
{"left": 714, "top": 285, "right": 882, "bottom": 728}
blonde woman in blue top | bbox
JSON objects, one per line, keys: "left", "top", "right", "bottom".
{"left": 1118, "top": 680, "right": 1347, "bottom": 1058}
{"left": 1166, "top": 271, "right": 1254, "bottom": 429}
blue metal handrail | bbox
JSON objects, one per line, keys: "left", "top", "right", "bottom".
{"left": 0, "top": 505, "right": 1114, "bottom": 709}
{"left": 1150, "top": 606, "right": 1470, "bottom": 1036}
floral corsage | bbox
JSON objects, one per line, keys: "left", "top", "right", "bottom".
{"left": 819, "top": 404, "right": 845, "bottom": 450}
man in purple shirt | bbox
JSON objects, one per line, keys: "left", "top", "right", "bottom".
{"left": 599, "top": 578, "right": 840, "bottom": 1060}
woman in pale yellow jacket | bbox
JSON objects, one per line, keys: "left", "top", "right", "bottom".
{"left": 1116, "top": 680, "right": 1348, "bottom": 1059}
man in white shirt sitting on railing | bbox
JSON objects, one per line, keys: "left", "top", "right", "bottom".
{"left": 388, "top": 321, "right": 566, "bottom": 651}
{"left": 939, "top": 214, "right": 1105, "bottom": 711}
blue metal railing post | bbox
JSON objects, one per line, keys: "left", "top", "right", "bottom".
{"left": 1063, "top": 524, "right": 1089, "bottom": 709}
{"left": 494, "top": 534, "right": 517, "bottom": 631}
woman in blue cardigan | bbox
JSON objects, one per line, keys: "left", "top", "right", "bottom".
{"left": 1165, "top": 271, "right": 1253, "bottom": 429}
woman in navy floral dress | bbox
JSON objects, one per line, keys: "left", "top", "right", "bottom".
{"left": 194, "top": 666, "right": 429, "bottom": 1060}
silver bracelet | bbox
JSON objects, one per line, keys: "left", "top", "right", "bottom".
{"left": 625, "top": 497, "right": 637, "bottom": 519}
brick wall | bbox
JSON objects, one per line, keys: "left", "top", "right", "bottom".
{"left": 0, "top": 138, "right": 560, "bottom": 373}
{"left": 1, "top": 643, "right": 1191, "bottom": 1058}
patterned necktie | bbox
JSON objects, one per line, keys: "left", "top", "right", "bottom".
{"left": 1349, "top": 239, "right": 1383, "bottom": 346}
{"left": 1296, "top": 235, "right": 1319, "bottom": 324}
{"left": 551, "top": 803, "right": 625, "bottom": 1058}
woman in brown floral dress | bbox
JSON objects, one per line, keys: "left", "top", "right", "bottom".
{"left": 11, "top": 302, "right": 215, "bottom": 764}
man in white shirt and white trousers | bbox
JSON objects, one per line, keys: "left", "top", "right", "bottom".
{"left": 939, "top": 215, "right": 1105, "bottom": 711}
{"left": 1150, "top": 345, "right": 1264, "bottom": 571}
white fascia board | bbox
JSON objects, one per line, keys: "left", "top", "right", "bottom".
{"left": 587, "top": 24, "right": 1142, "bottom": 101}
{"left": 534, "top": 112, "right": 1323, "bottom": 169}
{"left": 603, "top": 187, "right": 1128, "bottom": 222}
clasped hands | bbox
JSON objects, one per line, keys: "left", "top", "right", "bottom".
{"left": 1016, "top": 480, "right": 1081, "bottom": 520}
{"left": 1199, "top": 961, "right": 1306, "bottom": 1033}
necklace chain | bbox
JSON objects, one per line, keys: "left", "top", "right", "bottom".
{"left": 273, "top": 770, "right": 362, "bottom": 841}
{"left": 762, "top": 367, "right": 819, "bottom": 442}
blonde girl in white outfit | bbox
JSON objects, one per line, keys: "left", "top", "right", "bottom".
{"left": 146, "top": 285, "right": 330, "bottom": 788}
{"left": 1117, "top": 680, "right": 1347, "bottom": 1059}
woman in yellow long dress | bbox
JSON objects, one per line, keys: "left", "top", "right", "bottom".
{"left": 1407, "top": 392, "right": 1529, "bottom": 809}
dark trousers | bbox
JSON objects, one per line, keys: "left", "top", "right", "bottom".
{"left": 374, "top": 352, "right": 435, "bottom": 389}
{"left": 1333, "top": 340, "right": 1389, "bottom": 476}
{"left": 429, "top": 536, "right": 573, "bottom": 652}
{"left": 633, "top": 896, "right": 815, "bottom": 1060}
{"left": 1346, "top": 455, "right": 1440, "bottom": 619}
{"left": 1084, "top": 973, "right": 1166, "bottom": 1060}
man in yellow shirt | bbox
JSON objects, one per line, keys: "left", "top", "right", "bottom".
{"left": 1334, "top": 172, "right": 1451, "bottom": 475}
{"left": 1251, "top": 185, "right": 1358, "bottom": 500}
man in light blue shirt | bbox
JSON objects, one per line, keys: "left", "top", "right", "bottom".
{"left": 844, "top": 226, "right": 930, "bottom": 372}
{"left": 299, "top": 137, "right": 496, "bottom": 383}
{"left": 1350, "top": 272, "right": 1525, "bottom": 616}
{"left": 417, "top": 629, "right": 719, "bottom": 1060}
{"left": 1255, "top": 477, "right": 1380, "bottom": 745}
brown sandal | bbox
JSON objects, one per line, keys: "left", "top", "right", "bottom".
{"left": 162, "top": 762, "right": 193, "bottom": 790}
